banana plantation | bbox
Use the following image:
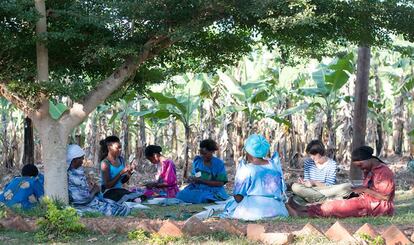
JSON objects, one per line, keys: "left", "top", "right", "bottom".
{"left": 1, "top": 45, "right": 413, "bottom": 179}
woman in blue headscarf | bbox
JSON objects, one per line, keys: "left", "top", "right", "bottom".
{"left": 176, "top": 139, "right": 229, "bottom": 203}
{"left": 221, "top": 134, "right": 288, "bottom": 220}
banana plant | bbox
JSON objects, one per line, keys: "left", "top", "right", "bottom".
{"left": 148, "top": 89, "right": 201, "bottom": 178}
{"left": 298, "top": 53, "right": 355, "bottom": 158}
{"left": 375, "top": 50, "right": 414, "bottom": 155}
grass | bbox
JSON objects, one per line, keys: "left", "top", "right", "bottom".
{"left": 0, "top": 229, "right": 257, "bottom": 245}
{"left": 131, "top": 203, "right": 206, "bottom": 220}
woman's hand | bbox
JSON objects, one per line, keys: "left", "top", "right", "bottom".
{"left": 90, "top": 183, "right": 100, "bottom": 196}
{"left": 121, "top": 165, "right": 132, "bottom": 175}
{"left": 351, "top": 187, "right": 367, "bottom": 194}
{"left": 187, "top": 176, "right": 201, "bottom": 184}
{"left": 145, "top": 182, "right": 158, "bottom": 188}
{"left": 234, "top": 194, "right": 243, "bottom": 203}
{"left": 304, "top": 180, "right": 313, "bottom": 188}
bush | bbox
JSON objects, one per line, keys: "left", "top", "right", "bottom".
{"left": 358, "top": 233, "right": 385, "bottom": 245}
{"left": 35, "top": 197, "right": 85, "bottom": 242}
{"left": 128, "top": 229, "right": 178, "bottom": 245}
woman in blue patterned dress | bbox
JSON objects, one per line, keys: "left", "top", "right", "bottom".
{"left": 0, "top": 164, "right": 44, "bottom": 209}
{"left": 221, "top": 134, "right": 288, "bottom": 220}
{"left": 177, "top": 139, "right": 229, "bottom": 203}
{"left": 67, "top": 144, "right": 130, "bottom": 216}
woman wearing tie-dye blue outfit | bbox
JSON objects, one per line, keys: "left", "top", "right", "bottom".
{"left": 0, "top": 164, "right": 44, "bottom": 209}
{"left": 221, "top": 134, "right": 288, "bottom": 220}
{"left": 177, "top": 139, "right": 229, "bottom": 203}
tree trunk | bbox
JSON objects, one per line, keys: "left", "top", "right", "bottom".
{"left": 326, "top": 107, "right": 336, "bottom": 159}
{"left": 183, "top": 125, "right": 190, "bottom": 178}
{"left": 224, "top": 113, "right": 235, "bottom": 165}
{"left": 235, "top": 112, "right": 244, "bottom": 161}
{"left": 35, "top": 0, "right": 48, "bottom": 82}
{"left": 374, "top": 65, "right": 383, "bottom": 156}
{"left": 351, "top": 46, "right": 370, "bottom": 180}
{"left": 392, "top": 84, "right": 404, "bottom": 155}
{"left": 1, "top": 109, "right": 10, "bottom": 168}
{"left": 121, "top": 107, "right": 129, "bottom": 161}
{"left": 314, "top": 112, "right": 324, "bottom": 141}
{"left": 23, "top": 117, "right": 35, "bottom": 165}
{"left": 408, "top": 104, "right": 414, "bottom": 157}
{"left": 35, "top": 120, "right": 70, "bottom": 203}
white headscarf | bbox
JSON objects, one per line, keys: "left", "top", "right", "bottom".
{"left": 66, "top": 144, "right": 85, "bottom": 167}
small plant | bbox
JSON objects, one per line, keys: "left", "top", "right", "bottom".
{"left": 358, "top": 233, "right": 385, "bottom": 245}
{"left": 35, "top": 197, "right": 85, "bottom": 242}
{"left": 128, "top": 229, "right": 178, "bottom": 245}
{"left": 128, "top": 229, "right": 151, "bottom": 242}
{"left": 0, "top": 204, "right": 6, "bottom": 219}
{"left": 148, "top": 233, "right": 179, "bottom": 245}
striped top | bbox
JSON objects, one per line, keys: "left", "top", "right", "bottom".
{"left": 303, "top": 158, "right": 337, "bottom": 185}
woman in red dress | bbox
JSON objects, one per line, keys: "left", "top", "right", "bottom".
{"left": 287, "top": 146, "right": 395, "bottom": 218}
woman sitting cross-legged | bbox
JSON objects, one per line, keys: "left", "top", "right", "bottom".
{"left": 176, "top": 139, "right": 229, "bottom": 204}
{"left": 287, "top": 146, "right": 395, "bottom": 218}
{"left": 100, "top": 136, "right": 141, "bottom": 203}
{"left": 143, "top": 145, "right": 179, "bottom": 198}
{"left": 291, "top": 140, "right": 352, "bottom": 205}
{"left": 220, "top": 134, "right": 289, "bottom": 220}
{"left": 0, "top": 164, "right": 44, "bottom": 209}
{"left": 67, "top": 144, "right": 130, "bottom": 216}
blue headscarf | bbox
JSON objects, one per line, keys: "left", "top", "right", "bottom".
{"left": 244, "top": 134, "right": 270, "bottom": 158}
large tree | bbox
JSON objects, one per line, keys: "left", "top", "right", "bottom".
{"left": 1, "top": 0, "right": 414, "bottom": 202}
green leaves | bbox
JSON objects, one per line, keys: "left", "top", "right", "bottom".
{"left": 149, "top": 92, "right": 187, "bottom": 116}
{"left": 306, "top": 54, "right": 354, "bottom": 97}
{"left": 251, "top": 90, "right": 269, "bottom": 103}
{"left": 48, "top": 100, "right": 68, "bottom": 120}
{"left": 148, "top": 92, "right": 200, "bottom": 126}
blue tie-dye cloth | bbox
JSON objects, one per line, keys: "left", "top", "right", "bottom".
{"left": 220, "top": 153, "right": 288, "bottom": 220}
{"left": 0, "top": 174, "right": 44, "bottom": 209}
{"left": 177, "top": 156, "right": 229, "bottom": 204}
{"left": 68, "top": 167, "right": 130, "bottom": 216}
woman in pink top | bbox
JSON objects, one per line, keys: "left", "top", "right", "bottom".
{"left": 143, "top": 145, "right": 179, "bottom": 198}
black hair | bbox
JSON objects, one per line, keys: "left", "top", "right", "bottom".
{"left": 145, "top": 145, "right": 162, "bottom": 158}
{"left": 99, "top": 135, "right": 120, "bottom": 161}
{"left": 305, "top": 139, "right": 326, "bottom": 156}
{"left": 351, "top": 145, "right": 384, "bottom": 163}
{"left": 21, "top": 164, "right": 39, "bottom": 177}
{"left": 200, "top": 139, "right": 218, "bottom": 152}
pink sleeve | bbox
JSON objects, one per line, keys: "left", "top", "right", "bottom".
{"left": 373, "top": 169, "right": 395, "bottom": 196}
{"left": 161, "top": 160, "right": 177, "bottom": 186}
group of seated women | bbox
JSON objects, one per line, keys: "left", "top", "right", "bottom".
{"left": 0, "top": 134, "right": 395, "bottom": 221}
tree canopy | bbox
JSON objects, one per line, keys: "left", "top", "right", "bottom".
{"left": 1, "top": 0, "right": 414, "bottom": 105}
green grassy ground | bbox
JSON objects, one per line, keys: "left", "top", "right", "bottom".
{"left": 0, "top": 190, "right": 412, "bottom": 244}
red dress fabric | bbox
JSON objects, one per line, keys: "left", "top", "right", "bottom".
{"left": 308, "top": 164, "right": 395, "bottom": 218}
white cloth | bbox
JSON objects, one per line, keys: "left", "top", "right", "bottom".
{"left": 66, "top": 144, "right": 85, "bottom": 166}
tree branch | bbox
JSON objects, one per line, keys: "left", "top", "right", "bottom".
{"left": 60, "top": 36, "right": 174, "bottom": 128}
{"left": 0, "top": 83, "right": 35, "bottom": 117}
